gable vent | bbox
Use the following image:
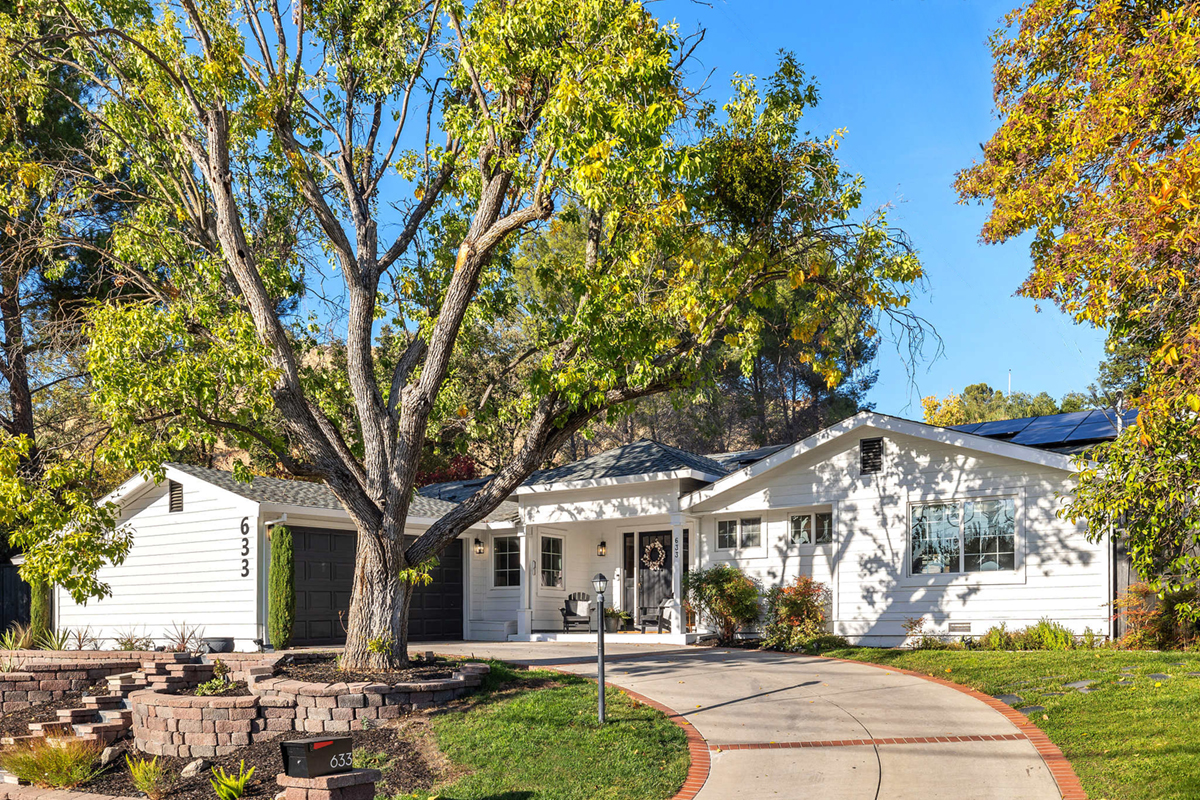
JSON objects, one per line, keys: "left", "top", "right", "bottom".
{"left": 860, "top": 437, "right": 884, "bottom": 475}
{"left": 168, "top": 480, "right": 184, "bottom": 513}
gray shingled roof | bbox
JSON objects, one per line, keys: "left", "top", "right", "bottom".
{"left": 165, "top": 462, "right": 463, "bottom": 520}
{"left": 705, "top": 444, "right": 789, "bottom": 471}
{"left": 523, "top": 439, "right": 729, "bottom": 486}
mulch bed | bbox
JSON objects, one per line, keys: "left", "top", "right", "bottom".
{"left": 160, "top": 681, "right": 252, "bottom": 698}
{"left": 275, "top": 654, "right": 457, "bottom": 685}
{"left": 85, "top": 725, "right": 444, "bottom": 800}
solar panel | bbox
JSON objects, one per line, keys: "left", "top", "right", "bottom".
{"left": 1009, "top": 410, "right": 1093, "bottom": 446}
{"left": 1064, "top": 408, "right": 1139, "bottom": 442}
{"left": 952, "top": 422, "right": 984, "bottom": 434}
{"left": 971, "top": 416, "right": 1037, "bottom": 438}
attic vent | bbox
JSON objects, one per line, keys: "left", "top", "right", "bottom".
{"left": 860, "top": 437, "right": 884, "bottom": 475}
{"left": 168, "top": 480, "right": 183, "bottom": 513}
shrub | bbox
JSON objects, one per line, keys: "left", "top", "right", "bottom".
{"left": 127, "top": 755, "right": 175, "bottom": 800}
{"left": 762, "top": 576, "right": 830, "bottom": 652}
{"left": 1014, "top": 618, "right": 1075, "bottom": 650}
{"left": 0, "top": 737, "right": 103, "bottom": 788}
{"left": 0, "top": 622, "right": 34, "bottom": 651}
{"left": 164, "top": 622, "right": 203, "bottom": 653}
{"left": 37, "top": 629, "right": 70, "bottom": 651}
{"left": 1117, "top": 582, "right": 1200, "bottom": 650}
{"left": 68, "top": 626, "right": 99, "bottom": 650}
{"left": 684, "top": 565, "right": 760, "bottom": 645}
{"left": 978, "top": 623, "right": 1014, "bottom": 651}
{"left": 28, "top": 580, "right": 51, "bottom": 644}
{"left": 268, "top": 524, "right": 295, "bottom": 650}
{"left": 111, "top": 626, "right": 153, "bottom": 651}
{"left": 210, "top": 761, "right": 255, "bottom": 800}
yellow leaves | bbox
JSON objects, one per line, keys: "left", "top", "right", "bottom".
{"left": 1188, "top": 395, "right": 1200, "bottom": 414}
{"left": 16, "top": 162, "right": 44, "bottom": 189}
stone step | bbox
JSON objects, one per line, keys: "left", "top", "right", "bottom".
{"left": 98, "top": 709, "right": 132, "bottom": 726}
{"left": 83, "top": 695, "right": 124, "bottom": 710}
{"left": 29, "top": 721, "right": 74, "bottom": 737}
{"left": 0, "top": 767, "right": 22, "bottom": 783}
{"left": 73, "top": 722, "right": 127, "bottom": 744}
{"left": 0, "top": 735, "right": 41, "bottom": 747}
{"left": 57, "top": 708, "right": 99, "bottom": 723}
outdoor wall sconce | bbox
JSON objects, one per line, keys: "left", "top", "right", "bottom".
{"left": 597, "top": 540, "right": 607, "bottom": 557}
{"left": 474, "top": 538, "right": 485, "bottom": 556}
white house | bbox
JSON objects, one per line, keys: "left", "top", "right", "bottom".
{"left": 56, "top": 409, "right": 1132, "bottom": 650}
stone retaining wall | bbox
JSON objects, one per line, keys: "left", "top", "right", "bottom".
{"left": 130, "top": 663, "right": 490, "bottom": 755}
{"left": 0, "top": 660, "right": 144, "bottom": 712}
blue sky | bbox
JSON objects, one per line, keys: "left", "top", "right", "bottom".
{"left": 659, "top": 0, "right": 1107, "bottom": 417}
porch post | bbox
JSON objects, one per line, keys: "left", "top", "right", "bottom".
{"left": 670, "top": 513, "right": 684, "bottom": 633}
{"left": 517, "top": 524, "right": 533, "bottom": 637}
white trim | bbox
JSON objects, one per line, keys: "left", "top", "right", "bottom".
{"left": 681, "top": 411, "right": 1075, "bottom": 510}
{"left": 514, "top": 469, "right": 723, "bottom": 496}
{"left": 537, "top": 533, "right": 566, "bottom": 592}
{"left": 901, "top": 486, "right": 1028, "bottom": 588}
{"left": 491, "top": 533, "right": 522, "bottom": 590}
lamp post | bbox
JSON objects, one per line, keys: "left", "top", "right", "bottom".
{"left": 592, "top": 572, "right": 608, "bottom": 724}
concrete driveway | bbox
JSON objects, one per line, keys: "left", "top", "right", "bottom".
{"left": 423, "top": 642, "right": 1065, "bottom": 800}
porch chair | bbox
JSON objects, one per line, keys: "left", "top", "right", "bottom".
{"left": 639, "top": 595, "right": 673, "bottom": 633}
{"left": 560, "top": 592, "right": 594, "bottom": 632}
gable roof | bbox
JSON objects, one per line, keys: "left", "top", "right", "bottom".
{"left": 681, "top": 411, "right": 1077, "bottom": 510}
{"left": 517, "top": 439, "right": 728, "bottom": 493}
{"left": 951, "top": 407, "right": 1137, "bottom": 454}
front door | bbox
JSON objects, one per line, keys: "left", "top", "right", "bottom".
{"left": 637, "top": 531, "right": 673, "bottom": 618}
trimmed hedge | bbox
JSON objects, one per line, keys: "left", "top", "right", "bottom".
{"left": 268, "top": 525, "right": 295, "bottom": 650}
{"left": 29, "top": 580, "right": 51, "bottom": 643}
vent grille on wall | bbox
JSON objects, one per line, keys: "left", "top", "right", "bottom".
{"left": 860, "top": 437, "right": 884, "bottom": 475}
{"left": 168, "top": 480, "right": 184, "bottom": 513}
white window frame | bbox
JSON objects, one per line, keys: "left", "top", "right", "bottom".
{"left": 492, "top": 535, "right": 521, "bottom": 589}
{"left": 739, "top": 517, "right": 762, "bottom": 548}
{"left": 539, "top": 534, "right": 565, "bottom": 591}
{"left": 716, "top": 519, "right": 738, "bottom": 551}
{"left": 790, "top": 511, "right": 835, "bottom": 546}
{"left": 903, "top": 487, "right": 1027, "bottom": 586}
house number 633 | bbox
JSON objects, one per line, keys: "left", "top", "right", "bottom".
{"left": 239, "top": 517, "right": 251, "bottom": 577}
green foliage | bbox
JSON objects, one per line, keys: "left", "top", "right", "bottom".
{"left": 209, "top": 761, "right": 255, "bottom": 800}
{"left": 28, "top": 580, "right": 50, "bottom": 643}
{"left": 352, "top": 750, "right": 393, "bottom": 771}
{"left": 36, "top": 628, "right": 69, "bottom": 651}
{"left": 683, "top": 565, "right": 760, "bottom": 645}
{"left": 0, "top": 624, "right": 32, "bottom": 651}
{"left": 126, "top": 755, "right": 174, "bottom": 800}
{"left": 922, "top": 382, "right": 1092, "bottom": 427}
{"left": 1116, "top": 583, "right": 1199, "bottom": 651}
{"left": 194, "top": 675, "right": 235, "bottom": 696}
{"left": 762, "top": 576, "right": 830, "bottom": 652}
{"left": 397, "top": 556, "right": 439, "bottom": 588}
{"left": 111, "top": 626, "right": 152, "bottom": 651}
{"left": 0, "top": 738, "right": 102, "bottom": 788}
{"left": 268, "top": 525, "right": 295, "bottom": 650}
{"left": 0, "top": 437, "right": 131, "bottom": 603}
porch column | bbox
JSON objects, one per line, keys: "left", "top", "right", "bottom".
{"left": 669, "top": 513, "right": 684, "bottom": 633}
{"left": 517, "top": 524, "right": 533, "bottom": 636}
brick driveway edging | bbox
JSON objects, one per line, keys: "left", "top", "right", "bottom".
{"left": 816, "top": 655, "right": 1088, "bottom": 800}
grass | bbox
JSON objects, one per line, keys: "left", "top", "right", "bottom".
{"left": 409, "top": 661, "right": 690, "bottom": 800}
{"left": 826, "top": 647, "right": 1200, "bottom": 800}
{"left": 0, "top": 737, "right": 104, "bottom": 788}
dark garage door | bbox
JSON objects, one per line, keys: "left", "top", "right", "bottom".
{"left": 291, "top": 528, "right": 463, "bottom": 646}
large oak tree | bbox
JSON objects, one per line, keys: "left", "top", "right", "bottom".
{"left": 10, "top": 0, "right": 925, "bottom": 666}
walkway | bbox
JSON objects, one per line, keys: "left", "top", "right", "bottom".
{"left": 424, "top": 642, "right": 1068, "bottom": 800}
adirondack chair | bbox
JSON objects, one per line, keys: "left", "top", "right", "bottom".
{"left": 639, "top": 595, "right": 673, "bottom": 633}
{"left": 560, "top": 592, "right": 593, "bottom": 632}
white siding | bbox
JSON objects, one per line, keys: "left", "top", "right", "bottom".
{"left": 695, "top": 428, "right": 1109, "bottom": 645}
{"left": 56, "top": 476, "right": 262, "bottom": 650}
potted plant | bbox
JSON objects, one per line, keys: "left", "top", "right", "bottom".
{"left": 604, "top": 607, "right": 631, "bottom": 633}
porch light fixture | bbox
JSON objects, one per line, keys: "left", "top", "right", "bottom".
{"left": 597, "top": 540, "right": 607, "bottom": 557}
{"left": 592, "top": 572, "right": 608, "bottom": 724}
{"left": 474, "top": 538, "right": 485, "bottom": 556}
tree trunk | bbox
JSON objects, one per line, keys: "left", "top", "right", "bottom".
{"left": 341, "top": 528, "right": 409, "bottom": 668}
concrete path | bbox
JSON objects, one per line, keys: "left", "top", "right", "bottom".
{"left": 422, "top": 642, "right": 1064, "bottom": 800}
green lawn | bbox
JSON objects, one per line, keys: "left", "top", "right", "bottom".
{"left": 826, "top": 648, "right": 1200, "bottom": 800}
{"left": 410, "top": 662, "right": 690, "bottom": 800}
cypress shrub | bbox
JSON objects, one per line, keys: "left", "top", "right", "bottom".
{"left": 29, "top": 580, "right": 51, "bottom": 643}
{"left": 268, "top": 525, "right": 295, "bottom": 650}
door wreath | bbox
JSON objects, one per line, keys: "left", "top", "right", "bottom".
{"left": 641, "top": 540, "right": 667, "bottom": 570}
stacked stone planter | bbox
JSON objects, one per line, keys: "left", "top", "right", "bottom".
{"left": 129, "top": 693, "right": 266, "bottom": 758}
{"left": 0, "top": 660, "right": 144, "bottom": 712}
{"left": 130, "top": 662, "right": 490, "bottom": 754}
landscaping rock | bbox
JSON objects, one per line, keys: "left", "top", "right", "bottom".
{"left": 1116, "top": 680, "right": 1133, "bottom": 686}
{"left": 1149, "top": 673, "right": 1171, "bottom": 681}
{"left": 181, "top": 758, "right": 210, "bottom": 778}
{"left": 100, "top": 746, "right": 122, "bottom": 766}
{"left": 992, "top": 694, "right": 1022, "bottom": 706}
{"left": 1187, "top": 673, "right": 1200, "bottom": 678}
{"left": 1017, "top": 706, "right": 1045, "bottom": 714}
{"left": 1063, "top": 680, "right": 1094, "bottom": 690}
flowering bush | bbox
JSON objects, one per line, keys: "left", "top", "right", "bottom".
{"left": 762, "top": 576, "right": 832, "bottom": 652}
{"left": 684, "top": 565, "right": 760, "bottom": 645}
{"left": 1116, "top": 583, "right": 1199, "bottom": 650}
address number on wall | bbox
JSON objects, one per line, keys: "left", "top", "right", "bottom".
{"left": 239, "top": 517, "right": 251, "bottom": 577}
